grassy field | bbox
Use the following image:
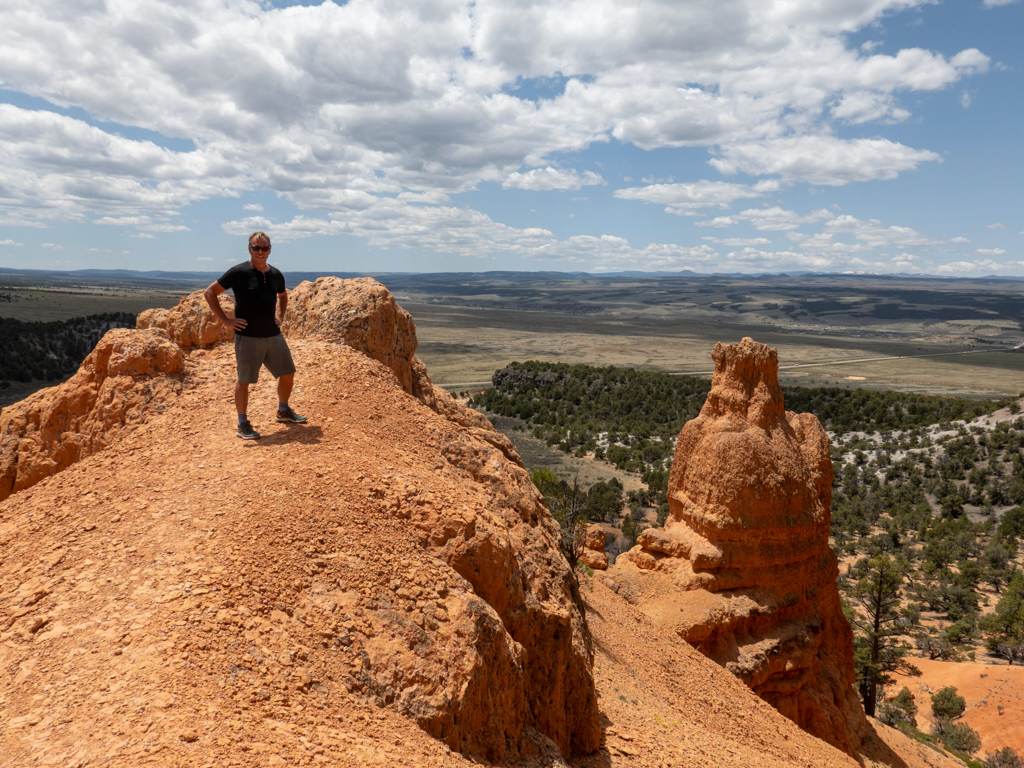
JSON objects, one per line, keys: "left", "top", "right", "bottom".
{"left": 409, "top": 302, "right": 1024, "bottom": 398}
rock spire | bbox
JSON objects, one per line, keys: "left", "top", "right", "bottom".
{"left": 613, "top": 337, "right": 869, "bottom": 756}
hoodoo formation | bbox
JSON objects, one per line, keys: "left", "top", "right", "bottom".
{"left": 611, "top": 337, "right": 869, "bottom": 756}
{"left": 0, "top": 278, "right": 600, "bottom": 765}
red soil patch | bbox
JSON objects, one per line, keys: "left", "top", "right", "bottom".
{"left": 894, "top": 657, "right": 1024, "bottom": 757}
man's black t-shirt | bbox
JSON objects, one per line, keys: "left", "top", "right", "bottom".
{"left": 216, "top": 262, "right": 286, "bottom": 338}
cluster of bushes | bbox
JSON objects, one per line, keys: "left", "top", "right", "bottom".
{"left": 832, "top": 415, "right": 1024, "bottom": 725}
{"left": 880, "top": 684, "right": 1023, "bottom": 765}
{"left": 0, "top": 312, "right": 135, "bottom": 385}
{"left": 476, "top": 361, "right": 1015, "bottom": 476}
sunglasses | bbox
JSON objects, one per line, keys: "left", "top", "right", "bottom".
{"left": 249, "top": 245, "right": 270, "bottom": 252}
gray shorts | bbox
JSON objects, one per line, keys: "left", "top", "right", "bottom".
{"left": 234, "top": 334, "right": 296, "bottom": 384}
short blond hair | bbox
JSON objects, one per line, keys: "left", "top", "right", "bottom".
{"left": 248, "top": 231, "right": 271, "bottom": 247}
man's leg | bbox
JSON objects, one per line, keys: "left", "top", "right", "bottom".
{"left": 233, "top": 335, "right": 262, "bottom": 439}
{"left": 275, "top": 373, "right": 306, "bottom": 423}
{"left": 266, "top": 336, "right": 305, "bottom": 423}
{"left": 235, "top": 380, "right": 250, "bottom": 416}
{"left": 277, "top": 373, "right": 293, "bottom": 405}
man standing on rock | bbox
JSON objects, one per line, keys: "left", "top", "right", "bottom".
{"left": 203, "top": 231, "right": 307, "bottom": 439}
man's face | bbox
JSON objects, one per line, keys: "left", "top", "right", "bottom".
{"left": 249, "top": 238, "right": 271, "bottom": 266}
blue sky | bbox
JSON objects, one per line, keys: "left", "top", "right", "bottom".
{"left": 1, "top": 0, "right": 1022, "bottom": 276}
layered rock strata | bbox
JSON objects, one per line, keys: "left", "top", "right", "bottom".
{"left": 613, "top": 338, "right": 868, "bottom": 756}
{"left": 0, "top": 278, "right": 600, "bottom": 762}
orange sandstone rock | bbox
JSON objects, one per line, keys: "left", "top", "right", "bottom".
{"left": 612, "top": 338, "right": 869, "bottom": 756}
{"left": 137, "top": 290, "right": 235, "bottom": 348}
{"left": 282, "top": 276, "right": 418, "bottom": 394}
{"left": 0, "top": 278, "right": 601, "bottom": 763}
{"left": 0, "top": 328, "right": 185, "bottom": 500}
{"left": 580, "top": 524, "right": 609, "bottom": 570}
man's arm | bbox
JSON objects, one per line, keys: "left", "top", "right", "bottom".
{"left": 276, "top": 291, "right": 288, "bottom": 326}
{"left": 203, "top": 281, "right": 247, "bottom": 332}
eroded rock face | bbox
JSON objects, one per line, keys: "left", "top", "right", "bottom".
{"left": 612, "top": 338, "right": 868, "bottom": 756}
{"left": 282, "top": 277, "right": 419, "bottom": 394}
{"left": 0, "top": 328, "right": 185, "bottom": 501}
{"left": 0, "top": 278, "right": 601, "bottom": 762}
{"left": 137, "top": 291, "right": 235, "bottom": 349}
{"left": 580, "top": 524, "right": 609, "bottom": 571}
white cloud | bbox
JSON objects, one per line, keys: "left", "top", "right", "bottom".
{"left": 129, "top": 233, "right": 156, "bottom": 239}
{"left": 960, "top": 91, "right": 972, "bottom": 109}
{"left": 41, "top": 243, "right": 62, "bottom": 249}
{"left": 197, "top": 257, "right": 213, "bottom": 261}
{"left": 94, "top": 215, "right": 191, "bottom": 232}
{"left": 701, "top": 236, "right": 773, "bottom": 247}
{"left": 243, "top": 203, "right": 264, "bottom": 212}
{"left": 721, "top": 247, "right": 836, "bottom": 269}
{"left": 950, "top": 236, "right": 970, "bottom": 243}
{"left": 824, "top": 214, "right": 939, "bottom": 248}
{"left": 790, "top": 232, "right": 871, "bottom": 256}
{"left": 0, "top": 105, "right": 246, "bottom": 222}
{"left": 502, "top": 167, "right": 605, "bottom": 191}
{"left": 832, "top": 91, "right": 910, "bottom": 124}
{"left": 983, "top": 0, "right": 1019, "bottom": 6}
{"left": 976, "top": 248, "right": 1007, "bottom": 255}
{"left": 615, "top": 180, "right": 777, "bottom": 215}
{"left": 934, "top": 260, "right": 1002, "bottom": 274}
{"left": 0, "top": 0, "right": 990, "bottom": 232}
{"left": 710, "top": 136, "right": 940, "bottom": 185}
{"left": 696, "top": 206, "right": 834, "bottom": 231}
{"left": 987, "top": 223, "right": 1007, "bottom": 229}
{"left": 222, "top": 201, "right": 728, "bottom": 272}
{"left": 693, "top": 216, "right": 738, "bottom": 229}
{"left": 0, "top": 239, "right": 23, "bottom": 246}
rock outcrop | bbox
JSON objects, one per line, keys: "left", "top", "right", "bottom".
{"left": 0, "top": 328, "right": 186, "bottom": 501}
{"left": 611, "top": 338, "right": 868, "bottom": 756}
{"left": 580, "top": 524, "right": 609, "bottom": 570}
{"left": 137, "top": 291, "right": 235, "bottom": 349}
{"left": 282, "top": 276, "right": 419, "bottom": 394}
{"left": 0, "top": 278, "right": 600, "bottom": 764}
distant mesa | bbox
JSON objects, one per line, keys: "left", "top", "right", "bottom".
{"left": 606, "top": 337, "right": 870, "bottom": 757}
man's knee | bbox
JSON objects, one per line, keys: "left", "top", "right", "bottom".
{"left": 279, "top": 372, "right": 294, "bottom": 383}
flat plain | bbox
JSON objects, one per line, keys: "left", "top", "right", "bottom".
{"left": 390, "top": 273, "right": 1024, "bottom": 399}
{"left": 2, "top": 268, "right": 1023, "bottom": 398}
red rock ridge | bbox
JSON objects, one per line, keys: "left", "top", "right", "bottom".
{"left": 0, "top": 278, "right": 601, "bottom": 762}
{"left": 610, "top": 337, "right": 869, "bottom": 756}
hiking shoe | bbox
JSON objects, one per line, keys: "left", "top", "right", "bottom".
{"left": 276, "top": 406, "right": 307, "bottom": 424}
{"left": 237, "top": 421, "right": 261, "bottom": 440}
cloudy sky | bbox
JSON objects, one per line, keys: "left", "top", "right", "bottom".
{"left": 1, "top": 0, "right": 1022, "bottom": 275}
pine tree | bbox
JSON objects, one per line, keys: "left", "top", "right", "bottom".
{"left": 848, "top": 554, "right": 920, "bottom": 716}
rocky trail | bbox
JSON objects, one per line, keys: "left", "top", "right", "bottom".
{"left": 0, "top": 281, "right": 978, "bottom": 768}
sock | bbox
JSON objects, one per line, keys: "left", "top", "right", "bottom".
{"left": 278, "top": 401, "right": 289, "bottom": 412}
{"left": 238, "top": 413, "right": 248, "bottom": 426}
